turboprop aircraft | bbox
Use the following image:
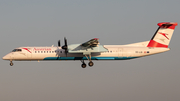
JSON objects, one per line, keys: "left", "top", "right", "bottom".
{"left": 2, "top": 22, "right": 178, "bottom": 68}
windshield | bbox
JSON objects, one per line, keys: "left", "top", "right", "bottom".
{"left": 12, "top": 49, "right": 22, "bottom": 52}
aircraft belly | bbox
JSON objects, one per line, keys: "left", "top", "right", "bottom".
{"left": 42, "top": 51, "right": 138, "bottom": 60}
{"left": 43, "top": 56, "right": 138, "bottom": 60}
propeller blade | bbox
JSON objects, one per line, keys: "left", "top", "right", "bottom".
{"left": 62, "top": 37, "right": 67, "bottom": 49}
{"left": 58, "top": 40, "right": 61, "bottom": 47}
{"left": 62, "top": 37, "right": 68, "bottom": 57}
{"left": 64, "top": 37, "right": 67, "bottom": 46}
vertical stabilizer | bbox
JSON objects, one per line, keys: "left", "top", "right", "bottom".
{"left": 147, "top": 22, "right": 178, "bottom": 48}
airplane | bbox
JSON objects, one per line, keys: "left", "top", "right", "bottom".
{"left": 2, "top": 22, "right": 178, "bottom": 68}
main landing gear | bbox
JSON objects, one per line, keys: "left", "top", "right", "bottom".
{"left": 10, "top": 61, "right": 13, "bottom": 66}
{"left": 80, "top": 54, "right": 94, "bottom": 68}
{"left": 80, "top": 60, "right": 94, "bottom": 68}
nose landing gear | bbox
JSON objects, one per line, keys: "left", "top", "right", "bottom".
{"left": 10, "top": 61, "right": 13, "bottom": 66}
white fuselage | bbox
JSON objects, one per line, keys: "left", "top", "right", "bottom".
{"left": 2, "top": 45, "right": 170, "bottom": 61}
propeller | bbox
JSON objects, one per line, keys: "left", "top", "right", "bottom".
{"left": 58, "top": 40, "right": 61, "bottom": 47}
{"left": 62, "top": 37, "right": 68, "bottom": 57}
{"left": 56, "top": 40, "right": 61, "bottom": 60}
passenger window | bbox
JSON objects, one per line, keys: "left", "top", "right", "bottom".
{"left": 41, "top": 51, "right": 43, "bottom": 53}
{"left": 49, "top": 51, "right": 51, "bottom": 53}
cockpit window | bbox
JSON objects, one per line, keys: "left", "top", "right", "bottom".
{"left": 12, "top": 49, "right": 22, "bottom": 52}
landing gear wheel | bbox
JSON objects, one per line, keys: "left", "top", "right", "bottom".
{"left": 81, "top": 63, "right": 87, "bottom": 68}
{"left": 10, "top": 62, "right": 13, "bottom": 66}
{"left": 88, "top": 61, "right": 94, "bottom": 67}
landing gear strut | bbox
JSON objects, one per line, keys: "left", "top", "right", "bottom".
{"left": 84, "top": 54, "right": 94, "bottom": 67}
{"left": 10, "top": 61, "right": 13, "bottom": 66}
{"left": 80, "top": 54, "right": 94, "bottom": 68}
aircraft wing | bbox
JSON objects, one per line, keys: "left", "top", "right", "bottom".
{"left": 68, "top": 38, "right": 108, "bottom": 54}
{"left": 81, "top": 38, "right": 99, "bottom": 47}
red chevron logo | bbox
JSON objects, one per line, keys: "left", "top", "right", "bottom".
{"left": 159, "top": 32, "right": 169, "bottom": 40}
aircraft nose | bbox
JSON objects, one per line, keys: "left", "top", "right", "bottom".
{"left": 2, "top": 55, "right": 10, "bottom": 60}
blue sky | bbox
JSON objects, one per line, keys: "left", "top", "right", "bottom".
{"left": 0, "top": 0, "right": 180, "bottom": 101}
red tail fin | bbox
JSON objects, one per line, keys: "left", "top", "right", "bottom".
{"left": 147, "top": 22, "right": 178, "bottom": 48}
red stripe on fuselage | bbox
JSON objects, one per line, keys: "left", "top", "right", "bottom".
{"left": 22, "top": 48, "right": 32, "bottom": 53}
{"left": 147, "top": 40, "right": 168, "bottom": 48}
